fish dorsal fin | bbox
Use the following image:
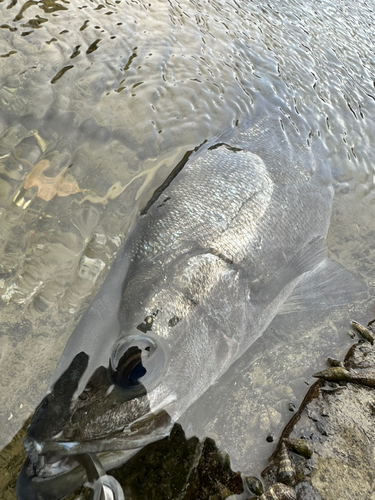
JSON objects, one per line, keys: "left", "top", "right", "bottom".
{"left": 257, "top": 236, "right": 326, "bottom": 307}
{"left": 278, "top": 258, "right": 365, "bottom": 314}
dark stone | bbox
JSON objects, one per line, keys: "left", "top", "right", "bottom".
{"left": 295, "top": 481, "right": 323, "bottom": 500}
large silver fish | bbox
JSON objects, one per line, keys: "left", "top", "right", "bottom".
{"left": 18, "top": 114, "right": 354, "bottom": 499}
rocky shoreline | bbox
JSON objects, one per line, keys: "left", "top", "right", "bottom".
{"left": 257, "top": 319, "right": 375, "bottom": 500}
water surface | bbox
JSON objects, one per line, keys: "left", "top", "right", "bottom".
{"left": 1, "top": 0, "right": 375, "bottom": 495}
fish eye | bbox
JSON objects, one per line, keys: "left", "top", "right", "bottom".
{"left": 110, "top": 334, "right": 166, "bottom": 390}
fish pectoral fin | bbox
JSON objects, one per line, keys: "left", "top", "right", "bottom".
{"left": 278, "top": 258, "right": 366, "bottom": 314}
{"left": 257, "top": 236, "right": 326, "bottom": 306}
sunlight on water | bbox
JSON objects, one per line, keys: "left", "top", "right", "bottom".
{"left": 0, "top": 0, "right": 375, "bottom": 497}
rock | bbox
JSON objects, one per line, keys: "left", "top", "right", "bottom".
{"left": 263, "top": 338, "right": 375, "bottom": 500}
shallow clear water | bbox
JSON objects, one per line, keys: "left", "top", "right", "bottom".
{"left": 0, "top": 0, "right": 375, "bottom": 497}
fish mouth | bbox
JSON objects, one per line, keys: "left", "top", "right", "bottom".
{"left": 18, "top": 409, "right": 173, "bottom": 500}
{"left": 18, "top": 451, "right": 130, "bottom": 500}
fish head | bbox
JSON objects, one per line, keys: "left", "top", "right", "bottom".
{"left": 18, "top": 331, "right": 177, "bottom": 499}
{"left": 19, "top": 292, "right": 241, "bottom": 499}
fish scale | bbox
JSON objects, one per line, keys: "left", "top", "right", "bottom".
{"left": 128, "top": 147, "right": 273, "bottom": 263}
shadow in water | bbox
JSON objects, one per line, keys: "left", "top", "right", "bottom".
{"left": 1, "top": 419, "right": 244, "bottom": 500}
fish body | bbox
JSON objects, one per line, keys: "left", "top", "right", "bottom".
{"left": 109, "top": 122, "right": 331, "bottom": 427}
{"left": 18, "top": 115, "right": 335, "bottom": 498}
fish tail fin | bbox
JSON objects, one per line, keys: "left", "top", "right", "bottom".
{"left": 257, "top": 236, "right": 326, "bottom": 306}
{"left": 278, "top": 257, "right": 366, "bottom": 314}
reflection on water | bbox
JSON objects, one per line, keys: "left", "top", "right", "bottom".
{"left": 0, "top": 0, "right": 375, "bottom": 498}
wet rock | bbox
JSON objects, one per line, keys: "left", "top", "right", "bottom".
{"left": 263, "top": 338, "right": 375, "bottom": 500}
{"left": 294, "top": 482, "right": 323, "bottom": 500}
{"left": 181, "top": 437, "right": 243, "bottom": 500}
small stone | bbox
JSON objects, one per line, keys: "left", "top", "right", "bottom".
{"left": 245, "top": 475, "right": 263, "bottom": 496}
{"left": 288, "top": 402, "right": 296, "bottom": 412}
{"left": 266, "top": 434, "right": 274, "bottom": 443}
